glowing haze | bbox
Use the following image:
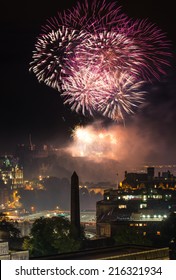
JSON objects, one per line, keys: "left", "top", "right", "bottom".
{"left": 66, "top": 121, "right": 156, "bottom": 164}
{"left": 68, "top": 123, "right": 118, "bottom": 160}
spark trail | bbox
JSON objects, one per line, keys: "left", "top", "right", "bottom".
{"left": 30, "top": 0, "right": 172, "bottom": 121}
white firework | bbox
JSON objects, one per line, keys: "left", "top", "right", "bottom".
{"left": 30, "top": 26, "right": 89, "bottom": 91}
{"left": 97, "top": 72, "right": 146, "bottom": 120}
{"left": 61, "top": 66, "right": 106, "bottom": 116}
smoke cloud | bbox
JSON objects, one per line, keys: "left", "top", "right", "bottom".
{"left": 59, "top": 76, "right": 176, "bottom": 183}
{"left": 58, "top": 120, "right": 161, "bottom": 182}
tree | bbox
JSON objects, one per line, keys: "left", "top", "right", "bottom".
{"left": 0, "top": 212, "right": 20, "bottom": 239}
{"left": 23, "top": 216, "right": 86, "bottom": 257}
{"left": 162, "top": 213, "right": 176, "bottom": 242}
{"left": 156, "top": 212, "right": 176, "bottom": 259}
{"left": 0, "top": 212, "right": 21, "bottom": 249}
{"left": 113, "top": 227, "right": 152, "bottom": 246}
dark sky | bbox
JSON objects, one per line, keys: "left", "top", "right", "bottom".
{"left": 0, "top": 0, "right": 176, "bottom": 157}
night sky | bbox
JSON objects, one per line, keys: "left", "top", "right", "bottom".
{"left": 1, "top": 0, "right": 176, "bottom": 161}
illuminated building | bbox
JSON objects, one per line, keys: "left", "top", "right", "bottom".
{"left": 0, "top": 155, "right": 23, "bottom": 189}
{"left": 0, "top": 155, "right": 23, "bottom": 209}
{"left": 121, "top": 167, "right": 176, "bottom": 191}
{"left": 0, "top": 185, "right": 9, "bottom": 209}
{"left": 96, "top": 167, "right": 176, "bottom": 238}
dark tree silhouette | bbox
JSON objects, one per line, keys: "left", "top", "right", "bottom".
{"left": 23, "top": 216, "right": 86, "bottom": 257}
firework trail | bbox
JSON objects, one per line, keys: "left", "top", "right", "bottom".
{"left": 42, "top": 0, "right": 128, "bottom": 34}
{"left": 30, "top": 0, "right": 172, "bottom": 121}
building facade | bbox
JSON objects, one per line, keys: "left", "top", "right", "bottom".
{"left": 0, "top": 241, "right": 29, "bottom": 260}
{"left": 96, "top": 167, "right": 176, "bottom": 240}
{"left": 0, "top": 155, "right": 23, "bottom": 209}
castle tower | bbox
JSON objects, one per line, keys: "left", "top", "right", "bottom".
{"left": 71, "top": 171, "right": 81, "bottom": 238}
{"left": 147, "top": 167, "right": 155, "bottom": 179}
{"left": 147, "top": 167, "right": 155, "bottom": 189}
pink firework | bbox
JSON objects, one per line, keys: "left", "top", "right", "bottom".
{"left": 72, "top": 30, "right": 143, "bottom": 75}
{"left": 30, "top": 0, "right": 172, "bottom": 121}
{"left": 121, "top": 19, "right": 172, "bottom": 81}
{"left": 42, "top": 0, "right": 128, "bottom": 34}
{"left": 71, "top": 22, "right": 172, "bottom": 81}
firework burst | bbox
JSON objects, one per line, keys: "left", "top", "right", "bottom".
{"left": 61, "top": 66, "right": 104, "bottom": 116}
{"left": 72, "top": 21, "right": 172, "bottom": 81}
{"left": 29, "top": 26, "right": 88, "bottom": 91}
{"left": 72, "top": 30, "right": 144, "bottom": 75}
{"left": 97, "top": 72, "right": 146, "bottom": 121}
{"left": 123, "top": 19, "right": 172, "bottom": 81}
{"left": 30, "top": 0, "right": 172, "bottom": 121}
{"left": 61, "top": 68, "right": 146, "bottom": 120}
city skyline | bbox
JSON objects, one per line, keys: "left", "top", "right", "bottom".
{"left": 1, "top": 0, "right": 176, "bottom": 172}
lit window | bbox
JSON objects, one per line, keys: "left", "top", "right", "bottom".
{"left": 118, "top": 205, "right": 127, "bottom": 209}
{"left": 140, "top": 204, "right": 147, "bottom": 209}
{"left": 143, "top": 232, "right": 146, "bottom": 236}
{"left": 157, "top": 231, "right": 161, "bottom": 235}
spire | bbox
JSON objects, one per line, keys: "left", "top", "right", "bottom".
{"left": 29, "top": 134, "right": 34, "bottom": 151}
